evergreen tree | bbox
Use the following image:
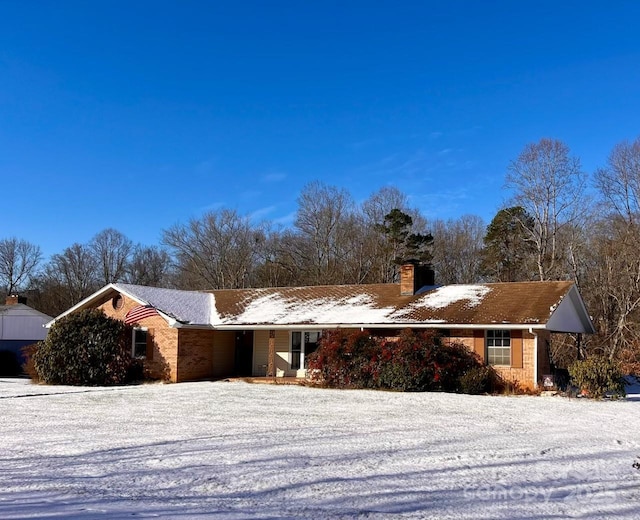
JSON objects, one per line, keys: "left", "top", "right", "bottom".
{"left": 481, "top": 207, "right": 536, "bottom": 282}
{"left": 376, "top": 209, "right": 433, "bottom": 266}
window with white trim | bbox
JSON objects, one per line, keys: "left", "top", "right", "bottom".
{"left": 486, "top": 329, "right": 510, "bottom": 365}
{"left": 290, "top": 331, "right": 321, "bottom": 370}
{"left": 132, "top": 327, "right": 148, "bottom": 358}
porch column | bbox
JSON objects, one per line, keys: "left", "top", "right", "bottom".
{"left": 267, "top": 329, "right": 276, "bottom": 379}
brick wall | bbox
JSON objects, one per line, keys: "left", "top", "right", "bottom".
{"left": 439, "top": 328, "right": 541, "bottom": 389}
{"left": 177, "top": 329, "right": 215, "bottom": 381}
{"left": 98, "top": 292, "right": 241, "bottom": 382}
{"left": 491, "top": 334, "right": 535, "bottom": 389}
{"left": 97, "top": 292, "right": 178, "bottom": 382}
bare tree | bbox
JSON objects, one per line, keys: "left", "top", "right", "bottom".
{"left": 362, "top": 186, "right": 410, "bottom": 227}
{"left": 584, "top": 137, "right": 640, "bottom": 368}
{"left": 432, "top": 215, "right": 485, "bottom": 284}
{"left": 580, "top": 218, "right": 640, "bottom": 361}
{"left": 0, "top": 238, "right": 43, "bottom": 294}
{"left": 90, "top": 228, "right": 133, "bottom": 284}
{"left": 252, "top": 228, "right": 301, "bottom": 288}
{"left": 294, "top": 181, "right": 356, "bottom": 285}
{"left": 506, "top": 138, "right": 587, "bottom": 280}
{"left": 595, "top": 136, "right": 640, "bottom": 224}
{"left": 126, "top": 245, "right": 172, "bottom": 286}
{"left": 331, "top": 212, "right": 376, "bottom": 284}
{"left": 46, "top": 243, "right": 99, "bottom": 305}
{"left": 163, "top": 209, "right": 264, "bottom": 289}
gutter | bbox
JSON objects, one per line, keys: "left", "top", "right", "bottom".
{"left": 196, "top": 323, "right": 549, "bottom": 331}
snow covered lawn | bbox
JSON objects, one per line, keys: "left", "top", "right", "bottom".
{"left": 1, "top": 378, "right": 639, "bottom": 519}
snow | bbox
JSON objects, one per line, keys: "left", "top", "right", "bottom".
{"left": 414, "top": 285, "right": 491, "bottom": 310}
{"left": 225, "top": 293, "right": 397, "bottom": 325}
{"left": 2, "top": 378, "right": 640, "bottom": 519}
{"left": 113, "top": 284, "right": 494, "bottom": 327}
{"left": 115, "top": 284, "right": 213, "bottom": 325}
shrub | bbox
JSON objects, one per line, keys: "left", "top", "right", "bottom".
{"left": 459, "top": 365, "right": 503, "bottom": 395}
{"left": 21, "top": 343, "right": 40, "bottom": 382}
{"left": 0, "top": 350, "right": 22, "bottom": 376}
{"left": 308, "top": 328, "right": 485, "bottom": 393}
{"left": 568, "top": 356, "right": 626, "bottom": 399}
{"left": 376, "top": 332, "right": 436, "bottom": 391}
{"left": 33, "top": 309, "right": 135, "bottom": 386}
{"left": 375, "top": 330, "right": 485, "bottom": 392}
{"left": 307, "top": 329, "right": 378, "bottom": 388}
{"left": 432, "top": 339, "right": 484, "bottom": 392}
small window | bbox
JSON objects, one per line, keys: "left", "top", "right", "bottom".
{"left": 132, "top": 328, "right": 148, "bottom": 358}
{"left": 487, "top": 329, "right": 511, "bottom": 365}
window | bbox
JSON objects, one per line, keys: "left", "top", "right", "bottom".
{"left": 290, "top": 331, "right": 321, "bottom": 370}
{"left": 132, "top": 328, "right": 148, "bottom": 358}
{"left": 487, "top": 329, "right": 510, "bottom": 365}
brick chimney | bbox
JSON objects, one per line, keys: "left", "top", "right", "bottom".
{"left": 5, "top": 294, "right": 27, "bottom": 305}
{"left": 400, "top": 262, "right": 435, "bottom": 295}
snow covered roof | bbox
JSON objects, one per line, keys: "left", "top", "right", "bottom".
{"left": 50, "top": 280, "right": 595, "bottom": 334}
{"left": 113, "top": 283, "right": 213, "bottom": 324}
{"left": 208, "top": 281, "right": 593, "bottom": 332}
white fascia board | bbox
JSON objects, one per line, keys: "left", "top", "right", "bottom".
{"left": 45, "top": 283, "right": 168, "bottom": 328}
{"left": 45, "top": 284, "right": 121, "bottom": 327}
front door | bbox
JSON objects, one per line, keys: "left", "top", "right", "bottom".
{"left": 234, "top": 331, "right": 254, "bottom": 376}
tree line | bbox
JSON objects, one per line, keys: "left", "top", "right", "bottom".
{"left": 2, "top": 136, "right": 640, "bottom": 371}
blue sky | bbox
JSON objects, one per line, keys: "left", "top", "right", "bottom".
{"left": 2, "top": 1, "right": 639, "bottom": 258}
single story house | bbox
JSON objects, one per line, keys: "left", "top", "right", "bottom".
{"left": 1, "top": 295, "right": 52, "bottom": 366}
{"left": 47, "top": 264, "right": 595, "bottom": 388}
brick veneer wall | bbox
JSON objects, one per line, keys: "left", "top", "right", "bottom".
{"left": 445, "top": 328, "right": 544, "bottom": 389}
{"left": 98, "top": 292, "right": 238, "bottom": 382}
{"left": 97, "top": 292, "right": 178, "bottom": 381}
{"left": 491, "top": 334, "right": 535, "bottom": 389}
{"left": 177, "top": 329, "right": 215, "bottom": 381}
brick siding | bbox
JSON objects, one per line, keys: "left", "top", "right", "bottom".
{"left": 97, "top": 292, "right": 177, "bottom": 381}
{"left": 177, "top": 329, "right": 215, "bottom": 381}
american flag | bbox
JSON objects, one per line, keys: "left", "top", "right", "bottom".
{"left": 125, "top": 305, "right": 159, "bottom": 324}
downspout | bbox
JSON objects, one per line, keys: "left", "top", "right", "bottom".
{"left": 529, "top": 327, "right": 538, "bottom": 389}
